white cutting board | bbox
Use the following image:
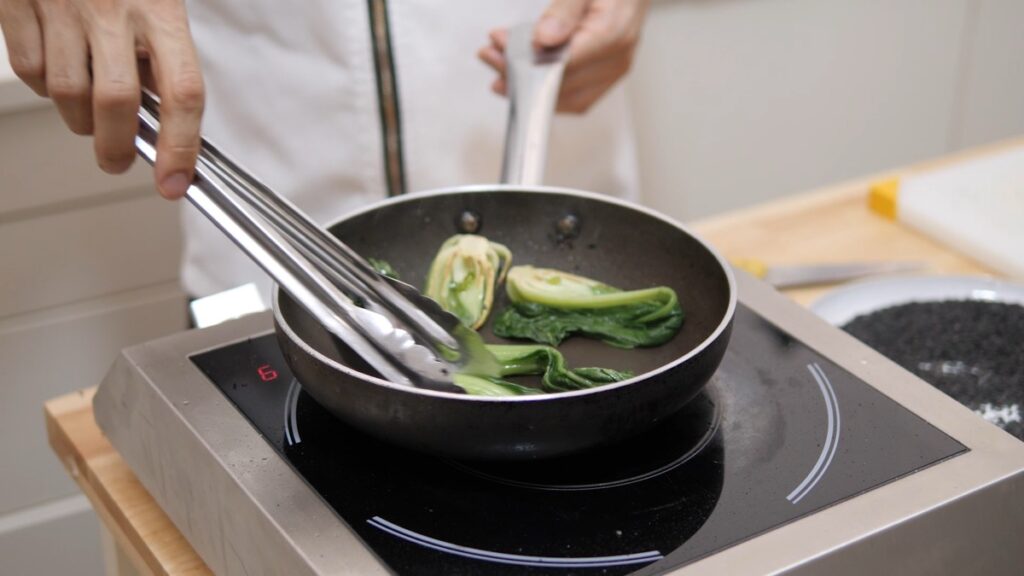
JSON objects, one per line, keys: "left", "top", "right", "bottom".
{"left": 876, "top": 147, "right": 1024, "bottom": 279}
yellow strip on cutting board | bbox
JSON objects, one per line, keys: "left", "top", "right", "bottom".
{"left": 868, "top": 177, "right": 901, "bottom": 220}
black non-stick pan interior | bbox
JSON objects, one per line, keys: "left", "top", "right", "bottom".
{"left": 284, "top": 189, "right": 732, "bottom": 383}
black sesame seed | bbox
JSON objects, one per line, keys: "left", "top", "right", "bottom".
{"left": 842, "top": 300, "right": 1024, "bottom": 440}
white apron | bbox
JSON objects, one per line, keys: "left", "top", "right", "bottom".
{"left": 183, "top": 0, "right": 639, "bottom": 303}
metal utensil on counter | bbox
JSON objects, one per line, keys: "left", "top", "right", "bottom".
{"left": 133, "top": 90, "right": 498, "bottom": 392}
{"left": 732, "top": 258, "right": 924, "bottom": 289}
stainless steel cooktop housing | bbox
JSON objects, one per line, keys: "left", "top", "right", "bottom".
{"left": 94, "top": 272, "right": 1024, "bottom": 575}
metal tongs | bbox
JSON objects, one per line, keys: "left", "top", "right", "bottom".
{"left": 134, "top": 90, "right": 499, "bottom": 392}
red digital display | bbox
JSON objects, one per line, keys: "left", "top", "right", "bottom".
{"left": 257, "top": 364, "right": 279, "bottom": 382}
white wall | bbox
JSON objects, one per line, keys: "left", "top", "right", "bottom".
{"left": 954, "top": 0, "right": 1024, "bottom": 148}
{"left": 630, "top": 0, "right": 1024, "bottom": 221}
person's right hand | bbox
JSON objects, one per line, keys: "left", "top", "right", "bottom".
{"left": 0, "top": 0, "right": 204, "bottom": 199}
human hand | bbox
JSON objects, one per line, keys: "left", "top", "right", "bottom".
{"left": 478, "top": 0, "right": 649, "bottom": 114}
{"left": 0, "top": 0, "right": 204, "bottom": 198}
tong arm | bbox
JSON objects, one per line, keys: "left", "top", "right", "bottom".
{"left": 135, "top": 91, "right": 470, "bottom": 391}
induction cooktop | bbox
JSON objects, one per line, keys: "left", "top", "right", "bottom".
{"left": 93, "top": 272, "right": 1024, "bottom": 575}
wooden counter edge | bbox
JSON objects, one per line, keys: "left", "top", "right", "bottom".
{"left": 45, "top": 388, "right": 213, "bottom": 576}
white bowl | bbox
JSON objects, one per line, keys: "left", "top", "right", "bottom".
{"left": 810, "top": 275, "right": 1024, "bottom": 326}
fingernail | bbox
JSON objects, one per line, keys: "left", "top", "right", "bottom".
{"left": 536, "top": 17, "right": 567, "bottom": 43}
{"left": 160, "top": 172, "right": 192, "bottom": 198}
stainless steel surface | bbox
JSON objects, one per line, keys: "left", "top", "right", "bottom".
{"left": 94, "top": 272, "right": 1024, "bottom": 575}
{"left": 95, "top": 313, "right": 387, "bottom": 576}
{"left": 764, "top": 261, "right": 924, "bottom": 289}
{"left": 500, "top": 22, "right": 568, "bottom": 186}
{"left": 134, "top": 91, "right": 493, "bottom": 391}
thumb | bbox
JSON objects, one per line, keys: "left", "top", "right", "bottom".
{"left": 534, "top": 0, "right": 590, "bottom": 48}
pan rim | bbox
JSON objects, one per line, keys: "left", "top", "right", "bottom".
{"left": 273, "top": 184, "right": 737, "bottom": 403}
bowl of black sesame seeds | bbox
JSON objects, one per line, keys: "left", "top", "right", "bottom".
{"left": 812, "top": 275, "right": 1024, "bottom": 440}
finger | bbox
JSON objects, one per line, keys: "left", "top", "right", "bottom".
{"left": 36, "top": 4, "right": 93, "bottom": 134}
{"left": 555, "top": 49, "right": 631, "bottom": 113}
{"left": 563, "top": 25, "right": 621, "bottom": 73}
{"left": 0, "top": 0, "right": 47, "bottom": 95}
{"left": 560, "top": 51, "right": 631, "bottom": 95}
{"left": 142, "top": 10, "right": 205, "bottom": 199}
{"left": 562, "top": 3, "right": 644, "bottom": 73}
{"left": 86, "top": 10, "right": 141, "bottom": 174}
{"left": 557, "top": 76, "right": 616, "bottom": 114}
{"left": 535, "top": 0, "right": 590, "bottom": 48}
{"left": 477, "top": 45, "right": 506, "bottom": 75}
{"left": 489, "top": 28, "right": 507, "bottom": 52}
{"left": 491, "top": 76, "right": 507, "bottom": 96}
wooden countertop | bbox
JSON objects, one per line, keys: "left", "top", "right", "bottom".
{"left": 45, "top": 139, "right": 1018, "bottom": 575}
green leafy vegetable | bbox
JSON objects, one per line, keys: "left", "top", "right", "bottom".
{"left": 494, "top": 266, "right": 684, "bottom": 348}
{"left": 425, "top": 235, "right": 512, "bottom": 329}
{"left": 367, "top": 258, "right": 400, "bottom": 279}
{"left": 361, "top": 254, "right": 637, "bottom": 396}
{"left": 452, "top": 344, "right": 634, "bottom": 396}
{"left": 450, "top": 374, "right": 542, "bottom": 396}
{"left": 489, "top": 344, "right": 634, "bottom": 391}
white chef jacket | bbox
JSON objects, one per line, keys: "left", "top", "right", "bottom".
{"left": 183, "top": 0, "right": 640, "bottom": 303}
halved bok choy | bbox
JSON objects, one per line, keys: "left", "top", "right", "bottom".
{"left": 452, "top": 344, "right": 634, "bottom": 396}
{"left": 494, "top": 266, "right": 684, "bottom": 348}
{"left": 425, "top": 235, "right": 512, "bottom": 329}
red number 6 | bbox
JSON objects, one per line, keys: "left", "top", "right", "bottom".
{"left": 257, "top": 364, "right": 279, "bottom": 382}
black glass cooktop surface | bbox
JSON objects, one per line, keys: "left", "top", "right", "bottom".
{"left": 191, "top": 305, "right": 966, "bottom": 575}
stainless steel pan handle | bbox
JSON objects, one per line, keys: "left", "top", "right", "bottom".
{"left": 500, "top": 22, "right": 569, "bottom": 186}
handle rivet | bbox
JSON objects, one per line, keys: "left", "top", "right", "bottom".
{"left": 456, "top": 210, "right": 482, "bottom": 234}
{"left": 555, "top": 214, "right": 581, "bottom": 239}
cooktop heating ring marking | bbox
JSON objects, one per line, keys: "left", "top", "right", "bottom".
{"left": 787, "top": 363, "right": 841, "bottom": 504}
{"left": 284, "top": 379, "right": 302, "bottom": 445}
{"left": 366, "top": 516, "right": 663, "bottom": 568}
{"left": 446, "top": 397, "right": 721, "bottom": 492}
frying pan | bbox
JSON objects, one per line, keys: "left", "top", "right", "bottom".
{"left": 272, "top": 25, "right": 736, "bottom": 460}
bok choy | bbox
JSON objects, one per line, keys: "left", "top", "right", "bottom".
{"left": 367, "top": 258, "right": 399, "bottom": 279}
{"left": 363, "top": 256, "right": 630, "bottom": 396}
{"left": 452, "top": 344, "right": 634, "bottom": 396}
{"left": 425, "top": 235, "right": 512, "bottom": 329}
{"left": 494, "top": 266, "right": 684, "bottom": 348}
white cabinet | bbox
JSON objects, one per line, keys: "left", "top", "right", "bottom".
{"left": 0, "top": 496, "right": 104, "bottom": 576}
{"left": 630, "top": 0, "right": 1024, "bottom": 221}
{"left": 0, "top": 285, "right": 186, "bottom": 514}
{"left": 955, "top": 0, "right": 1024, "bottom": 148}
{"left": 0, "top": 100, "right": 186, "bottom": 576}
{"left": 0, "top": 193, "right": 182, "bottom": 317}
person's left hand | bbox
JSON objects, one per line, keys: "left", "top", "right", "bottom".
{"left": 478, "top": 0, "right": 649, "bottom": 114}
